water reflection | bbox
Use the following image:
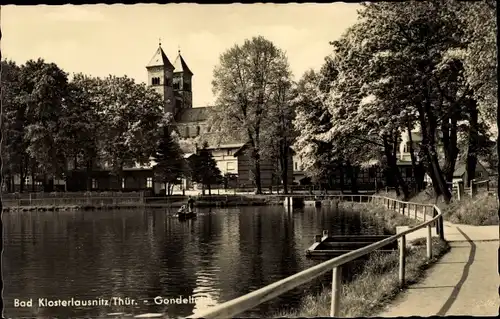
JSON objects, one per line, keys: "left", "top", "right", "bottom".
{"left": 3, "top": 205, "right": 385, "bottom": 318}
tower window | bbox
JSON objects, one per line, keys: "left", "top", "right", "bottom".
{"left": 184, "top": 83, "right": 191, "bottom": 91}
{"left": 146, "top": 177, "right": 153, "bottom": 188}
{"left": 173, "top": 82, "right": 180, "bottom": 90}
{"left": 152, "top": 77, "right": 160, "bottom": 85}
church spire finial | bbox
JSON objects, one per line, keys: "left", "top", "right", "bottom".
{"left": 159, "top": 37, "right": 162, "bottom": 47}
{"left": 178, "top": 45, "right": 181, "bottom": 54}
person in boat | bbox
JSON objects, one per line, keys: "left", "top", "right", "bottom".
{"left": 178, "top": 205, "right": 187, "bottom": 214}
{"left": 187, "top": 196, "right": 195, "bottom": 213}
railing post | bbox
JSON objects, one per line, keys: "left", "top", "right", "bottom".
{"left": 399, "top": 234, "right": 406, "bottom": 288}
{"left": 423, "top": 206, "right": 427, "bottom": 221}
{"left": 402, "top": 203, "right": 405, "bottom": 215}
{"left": 414, "top": 204, "right": 417, "bottom": 219}
{"left": 426, "top": 224, "right": 432, "bottom": 260}
{"left": 330, "top": 266, "right": 341, "bottom": 317}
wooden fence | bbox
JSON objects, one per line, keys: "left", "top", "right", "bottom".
{"left": 185, "top": 194, "right": 444, "bottom": 319}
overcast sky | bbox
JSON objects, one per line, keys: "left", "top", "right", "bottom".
{"left": 2, "top": 4, "right": 361, "bottom": 106}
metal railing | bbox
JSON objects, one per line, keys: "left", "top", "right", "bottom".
{"left": 185, "top": 194, "right": 444, "bottom": 319}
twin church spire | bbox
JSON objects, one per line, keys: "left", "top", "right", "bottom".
{"left": 146, "top": 39, "right": 193, "bottom": 75}
{"left": 146, "top": 39, "right": 193, "bottom": 114}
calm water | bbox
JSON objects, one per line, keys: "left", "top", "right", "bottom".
{"left": 3, "top": 205, "right": 387, "bottom": 318}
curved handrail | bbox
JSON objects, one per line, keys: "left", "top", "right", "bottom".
{"left": 185, "top": 195, "right": 443, "bottom": 319}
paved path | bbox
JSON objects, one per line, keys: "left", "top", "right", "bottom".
{"left": 378, "top": 222, "right": 499, "bottom": 317}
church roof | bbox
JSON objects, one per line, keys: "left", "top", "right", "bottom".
{"left": 173, "top": 51, "right": 193, "bottom": 75}
{"left": 176, "top": 107, "right": 210, "bottom": 123}
{"left": 146, "top": 46, "right": 174, "bottom": 69}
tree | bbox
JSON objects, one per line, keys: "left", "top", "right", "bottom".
{"left": 210, "top": 36, "right": 291, "bottom": 194}
{"left": 321, "top": 24, "right": 412, "bottom": 199}
{"left": 95, "top": 75, "right": 168, "bottom": 179}
{"left": 188, "top": 142, "right": 222, "bottom": 195}
{"left": 1, "top": 60, "right": 28, "bottom": 192}
{"left": 262, "top": 75, "right": 296, "bottom": 194}
{"left": 59, "top": 73, "right": 103, "bottom": 191}
{"left": 292, "top": 59, "right": 338, "bottom": 187}
{"left": 152, "top": 127, "right": 185, "bottom": 196}
{"left": 19, "top": 59, "right": 69, "bottom": 192}
{"left": 329, "top": 1, "right": 482, "bottom": 203}
{"left": 454, "top": 0, "right": 498, "bottom": 201}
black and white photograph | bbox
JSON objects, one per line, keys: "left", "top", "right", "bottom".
{"left": 0, "top": 1, "right": 498, "bottom": 318}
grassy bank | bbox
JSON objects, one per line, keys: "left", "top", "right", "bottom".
{"left": 379, "top": 190, "right": 499, "bottom": 226}
{"left": 339, "top": 201, "right": 421, "bottom": 233}
{"left": 275, "top": 237, "right": 450, "bottom": 318}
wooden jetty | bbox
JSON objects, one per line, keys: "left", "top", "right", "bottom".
{"left": 304, "top": 200, "right": 322, "bottom": 207}
{"left": 306, "top": 230, "right": 397, "bottom": 258}
{"left": 178, "top": 211, "right": 197, "bottom": 220}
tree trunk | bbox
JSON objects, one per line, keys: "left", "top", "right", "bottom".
{"left": 19, "top": 159, "right": 25, "bottom": 193}
{"left": 31, "top": 169, "right": 35, "bottom": 192}
{"left": 497, "top": 100, "right": 500, "bottom": 208}
{"left": 441, "top": 116, "right": 460, "bottom": 184}
{"left": 339, "top": 162, "right": 345, "bottom": 193}
{"left": 407, "top": 121, "right": 422, "bottom": 192}
{"left": 350, "top": 166, "right": 359, "bottom": 194}
{"left": 417, "top": 94, "right": 451, "bottom": 203}
{"left": 280, "top": 142, "right": 289, "bottom": 195}
{"left": 383, "top": 136, "right": 409, "bottom": 200}
{"left": 253, "top": 148, "right": 262, "bottom": 194}
{"left": 85, "top": 159, "right": 92, "bottom": 191}
{"left": 208, "top": 183, "right": 211, "bottom": 196}
{"left": 466, "top": 99, "right": 479, "bottom": 187}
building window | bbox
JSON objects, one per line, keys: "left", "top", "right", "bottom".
{"left": 173, "top": 81, "right": 180, "bottom": 90}
{"left": 122, "top": 178, "right": 125, "bottom": 189}
{"left": 92, "top": 178, "right": 97, "bottom": 189}
{"left": 152, "top": 77, "right": 160, "bottom": 85}
{"left": 227, "top": 149, "right": 231, "bottom": 156}
{"left": 477, "top": 172, "right": 483, "bottom": 178}
{"left": 185, "top": 126, "right": 189, "bottom": 137}
{"left": 146, "top": 177, "right": 153, "bottom": 188}
{"left": 196, "top": 126, "right": 200, "bottom": 136}
{"left": 207, "top": 126, "right": 211, "bottom": 133}
{"left": 184, "top": 83, "right": 191, "bottom": 91}
{"left": 227, "top": 162, "right": 235, "bottom": 172}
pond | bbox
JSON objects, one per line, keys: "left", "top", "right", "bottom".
{"left": 3, "top": 205, "right": 388, "bottom": 318}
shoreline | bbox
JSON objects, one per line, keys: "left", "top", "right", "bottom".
{"left": 1, "top": 199, "right": 283, "bottom": 213}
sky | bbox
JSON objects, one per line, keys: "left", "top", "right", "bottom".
{"left": 2, "top": 3, "right": 361, "bottom": 107}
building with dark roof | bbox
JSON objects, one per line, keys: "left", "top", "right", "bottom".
{"left": 144, "top": 43, "right": 294, "bottom": 192}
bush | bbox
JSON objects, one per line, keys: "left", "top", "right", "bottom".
{"left": 339, "top": 202, "right": 421, "bottom": 233}
{"left": 378, "top": 190, "right": 499, "bottom": 226}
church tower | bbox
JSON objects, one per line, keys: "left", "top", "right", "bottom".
{"left": 146, "top": 41, "right": 175, "bottom": 114}
{"left": 173, "top": 49, "right": 193, "bottom": 111}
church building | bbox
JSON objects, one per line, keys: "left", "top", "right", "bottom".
{"left": 64, "top": 43, "right": 294, "bottom": 193}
